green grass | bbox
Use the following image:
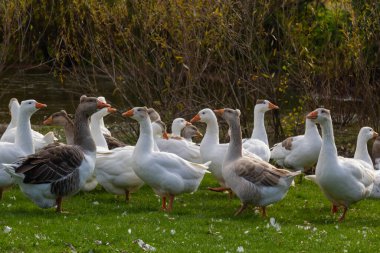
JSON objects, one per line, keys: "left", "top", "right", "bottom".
{"left": 1, "top": 174, "right": 380, "bottom": 252}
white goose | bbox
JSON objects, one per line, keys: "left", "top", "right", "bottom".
{"left": 305, "top": 108, "right": 380, "bottom": 221}
{"left": 353, "top": 127, "right": 378, "bottom": 169}
{"left": 123, "top": 107, "right": 209, "bottom": 211}
{"left": 4, "top": 96, "right": 110, "bottom": 212}
{"left": 242, "top": 99, "right": 279, "bottom": 162}
{"left": 0, "top": 100, "right": 47, "bottom": 199}
{"left": 270, "top": 117, "right": 322, "bottom": 172}
{"left": 190, "top": 108, "right": 262, "bottom": 193}
{"left": 215, "top": 108, "right": 300, "bottom": 216}
{"left": 1, "top": 98, "right": 56, "bottom": 150}
{"left": 91, "top": 106, "right": 144, "bottom": 200}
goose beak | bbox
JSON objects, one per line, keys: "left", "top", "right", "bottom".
{"left": 213, "top": 109, "right": 224, "bottom": 116}
{"left": 122, "top": 109, "right": 134, "bottom": 117}
{"left": 185, "top": 121, "right": 192, "bottom": 126}
{"left": 373, "top": 131, "right": 379, "bottom": 139}
{"left": 97, "top": 100, "right": 111, "bottom": 109}
{"left": 107, "top": 107, "right": 117, "bottom": 113}
{"left": 306, "top": 111, "right": 318, "bottom": 119}
{"left": 190, "top": 114, "right": 201, "bottom": 123}
{"left": 35, "top": 102, "right": 47, "bottom": 109}
{"left": 268, "top": 102, "right": 279, "bottom": 110}
{"left": 163, "top": 132, "right": 169, "bottom": 140}
{"left": 43, "top": 116, "right": 53, "bottom": 125}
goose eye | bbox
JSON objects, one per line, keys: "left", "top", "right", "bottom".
{"left": 29, "top": 102, "right": 32, "bottom": 104}
{"left": 202, "top": 112, "right": 205, "bottom": 115}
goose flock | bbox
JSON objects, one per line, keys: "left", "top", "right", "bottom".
{"left": 1, "top": 96, "right": 380, "bottom": 222}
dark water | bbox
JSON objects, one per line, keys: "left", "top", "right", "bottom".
{"left": 0, "top": 71, "right": 126, "bottom": 125}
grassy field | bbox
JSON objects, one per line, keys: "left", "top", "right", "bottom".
{"left": 1, "top": 173, "right": 380, "bottom": 253}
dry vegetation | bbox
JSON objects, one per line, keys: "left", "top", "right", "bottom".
{"left": 0, "top": 0, "right": 380, "bottom": 138}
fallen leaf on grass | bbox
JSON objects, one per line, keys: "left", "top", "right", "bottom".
{"left": 133, "top": 239, "right": 156, "bottom": 251}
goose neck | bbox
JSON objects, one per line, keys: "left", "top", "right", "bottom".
{"left": 15, "top": 110, "right": 34, "bottom": 154}
{"left": 90, "top": 114, "right": 108, "bottom": 149}
{"left": 304, "top": 120, "right": 320, "bottom": 138}
{"left": 354, "top": 133, "right": 371, "bottom": 163}
{"left": 63, "top": 119, "right": 75, "bottom": 145}
{"left": 201, "top": 117, "right": 220, "bottom": 147}
{"left": 135, "top": 117, "right": 154, "bottom": 154}
{"left": 74, "top": 110, "right": 96, "bottom": 153}
{"left": 319, "top": 119, "right": 338, "bottom": 162}
{"left": 226, "top": 118, "right": 243, "bottom": 163}
{"left": 251, "top": 109, "right": 268, "bottom": 145}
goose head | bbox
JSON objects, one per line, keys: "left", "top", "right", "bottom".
{"left": 122, "top": 107, "right": 149, "bottom": 122}
{"left": 147, "top": 108, "right": 161, "bottom": 122}
{"left": 181, "top": 124, "right": 203, "bottom": 139}
{"left": 306, "top": 108, "right": 331, "bottom": 124}
{"left": 214, "top": 108, "right": 241, "bottom": 126}
{"left": 190, "top": 108, "right": 216, "bottom": 124}
{"left": 78, "top": 95, "right": 110, "bottom": 117}
{"left": 9, "top": 98, "right": 20, "bottom": 116}
{"left": 43, "top": 110, "right": 72, "bottom": 126}
{"left": 172, "top": 118, "right": 191, "bottom": 134}
{"left": 152, "top": 120, "right": 167, "bottom": 139}
{"left": 358, "top": 127, "right": 378, "bottom": 142}
{"left": 255, "top": 99, "right": 279, "bottom": 113}
{"left": 19, "top": 99, "right": 47, "bottom": 115}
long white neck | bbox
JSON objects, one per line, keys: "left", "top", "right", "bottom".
{"left": 319, "top": 119, "right": 338, "bottom": 165}
{"left": 15, "top": 109, "right": 34, "bottom": 154}
{"left": 304, "top": 119, "right": 320, "bottom": 138}
{"left": 200, "top": 115, "right": 220, "bottom": 151}
{"left": 135, "top": 117, "right": 154, "bottom": 155}
{"left": 251, "top": 108, "right": 268, "bottom": 145}
{"left": 90, "top": 114, "right": 109, "bottom": 150}
{"left": 172, "top": 125, "right": 182, "bottom": 137}
{"left": 354, "top": 133, "right": 372, "bottom": 165}
{"left": 9, "top": 103, "right": 20, "bottom": 129}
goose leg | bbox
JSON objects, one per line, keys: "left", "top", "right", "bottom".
{"left": 261, "top": 207, "right": 267, "bottom": 217}
{"left": 161, "top": 196, "right": 167, "bottom": 211}
{"left": 338, "top": 206, "right": 348, "bottom": 222}
{"left": 234, "top": 203, "right": 248, "bottom": 216}
{"left": 331, "top": 204, "right": 338, "bottom": 214}
{"left": 228, "top": 189, "right": 234, "bottom": 199}
{"left": 56, "top": 197, "right": 63, "bottom": 213}
{"left": 167, "top": 195, "right": 175, "bottom": 212}
{"left": 125, "top": 190, "right": 130, "bottom": 202}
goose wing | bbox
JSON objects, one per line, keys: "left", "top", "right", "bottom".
{"left": 16, "top": 145, "right": 84, "bottom": 184}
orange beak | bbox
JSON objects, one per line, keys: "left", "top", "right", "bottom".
{"left": 268, "top": 102, "right": 279, "bottom": 110}
{"left": 185, "top": 121, "right": 192, "bottom": 126}
{"left": 306, "top": 110, "right": 318, "bottom": 119}
{"left": 213, "top": 109, "right": 224, "bottom": 116}
{"left": 107, "top": 107, "right": 117, "bottom": 113}
{"left": 43, "top": 116, "right": 53, "bottom": 125}
{"left": 122, "top": 109, "right": 134, "bottom": 117}
{"left": 373, "top": 131, "right": 379, "bottom": 139}
{"left": 35, "top": 102, "right": 47, "bottom": 109}
{"left": 97, "top": 100, "right": 111, "bottom": 109}
{"left": 190, "top": 114, "right": 201, "bottom": 123}
{"left": 163, "top": 132, "right": 169, "bottom": 140}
